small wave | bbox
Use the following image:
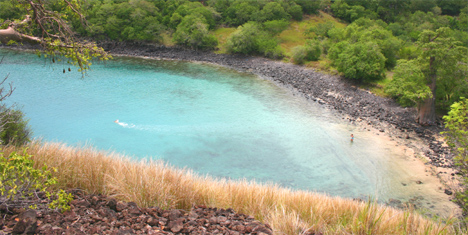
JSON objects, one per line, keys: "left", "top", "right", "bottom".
{"left": 117, "top": 122, "right": 136, "bottom": 128}
{"left": 115, "top": 121, "right": 253, "bottom": 135}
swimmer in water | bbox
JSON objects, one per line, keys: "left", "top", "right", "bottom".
{"left": 114, "top": 119, "right": 119, "bottom": 123}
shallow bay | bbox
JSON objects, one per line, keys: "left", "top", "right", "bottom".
{"left": 1, "top": 49, "right": 457, "bottom": 215}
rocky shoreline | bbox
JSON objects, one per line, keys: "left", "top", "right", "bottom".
{"left": 0, "top": 43, "right": 460, "bottom": 217}
{"left": 1, "top": 42, "right": 454, "bottom": 170}
{"left": 101, "top": 42, "right": 461, "bottom": 214}
{"left": 101, "top": 42, "right": 454, "bottom": 171}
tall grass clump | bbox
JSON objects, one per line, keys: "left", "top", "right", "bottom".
{"left": 3, "top": 141, "right": 455, "bottom": 235}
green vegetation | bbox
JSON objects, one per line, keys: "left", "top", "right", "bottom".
{"left": 291, "top": 39, "right": 321, "bottom": 65}
{"left": 226, "top": 21, "right": 283, "bottom": 59}
{"left": 1, "top": 0, "right": 468, "bottom": 230}
{"left": 3, "top": 1, "right": 465, "bottom": 115}
{"left": 443, "top": 98, "right": 468, "bottom": 218}
{"left": 173, "top": 14, "right": 218, "bottom": 50}
{"left": 0, "top": 150, "right": 73, "bottom": 212}
{"left": 0, "top": 0, "right": 110, "bottom": 73}
{"left": 0, "top": 107, "right": 31, "bottom": 146}
{"left": 387, "top": 28, "right": 467, "bottom": 124}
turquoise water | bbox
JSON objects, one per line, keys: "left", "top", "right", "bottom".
{"left": 1, "top": 49, "right": 409, "bottom": 200}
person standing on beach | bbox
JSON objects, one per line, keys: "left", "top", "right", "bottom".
{"left": 351, "top": 134, "right": 354, "bottom": 142}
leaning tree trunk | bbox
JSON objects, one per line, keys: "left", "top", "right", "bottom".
{"left": 417, "top": 57, "right": 437, "bottom": 125}
{"left": 0, "top": 16, "right": 41, "bottom": 44}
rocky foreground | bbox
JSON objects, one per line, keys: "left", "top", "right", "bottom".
{"left": 0, "top": 190, "right": 275, "bottom": 235}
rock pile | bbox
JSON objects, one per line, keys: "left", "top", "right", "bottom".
{"left": 0, "top": 190, "right": 274, "bottom": 234}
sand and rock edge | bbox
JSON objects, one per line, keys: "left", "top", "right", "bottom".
{"left": 101, "top": 42, "right": 460, "bottom": 212}
{"left": 104, "top": 43, "right": 455, "bottom": 168}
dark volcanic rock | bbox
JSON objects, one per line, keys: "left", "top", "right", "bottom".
{"left": 0, "top": 190, "right": 275, "bottom": 234}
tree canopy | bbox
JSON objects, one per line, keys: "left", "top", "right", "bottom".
{"left": 1, "top": 0, "right": 467, "bottom": 124}
{"left": 0, "top": 0, "right": 110, "bottom": 72}
{"left": 387, "top": 27, "right": 467, "bottom": 124}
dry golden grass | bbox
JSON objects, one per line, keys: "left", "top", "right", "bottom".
{"left": 2, "top": 141, "right": 455, "bottom": 234}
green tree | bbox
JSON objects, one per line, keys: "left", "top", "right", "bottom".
{"left": 387, "top": 28, "right": 467, "bottom": 125}
{"left": 329, "top": 41, "right": 385, "bottom": 81}
{"left": 0, "top": 151, "right": 73, "bottom": 212}
{"left": 173, "top": 2, "right": 218, "bottom": 29}
{"left": 173, "top": 14, "right": 218, "bottom": 50}
{"left": 226, "top": 22, "right": 283, "bottom": 58}
{"left": 330, "top": 0, "right": 377, "bottom": 22}
{"left": 291, "top": 40, "right": 321, "bottom": 65}
{"left": 437, "top": 0, "right": 468, "bottom": 16}
{"left": 306, "top": 21, "right": 335, "bottom": 39}
{"left": 409, "top": 0, "right": 437, "bottom": 13}
{"left": 257, "top": 2, "right": 290, "bottom": 22}
{"left": 0, "top": 107, "right": 31, "bottom": 147}
{"left": 225, "top": 0, "right": 260, "bottom": 26}
{"left": 443, "top": 98, "right": 468, "bottom": 216}
{"left": 415, "top": 28, "right": 467, "bottom": 124}
{"left": 0, "top": 0, "right": 110, "bottom": 72}
{"left": 226, "top": 22, "right": 261, "bottom": 55}
{"left": 294, "top": 0, "right": 320, "bottom": 15}
{"left": 385, "top": 60, "right": 432, "bottom": 107}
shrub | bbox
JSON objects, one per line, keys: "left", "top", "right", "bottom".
{"left": 257, "top": 2, "right": 290, "bottom": 22}
{"left": 259, "top": 39, "right": 284, "bottom": 59}
{"left": 226, "top": 22, "right": 261, "bottom": 55}
{"left": 304, "top": 40, "right": 321, "bottom": 61}
{"left": 263, "top": 20, "right": 289, "bottom": 35}
{"left": 173, "top": 15, "right": 218, "bottom": 50}
{"left": 443, "top": 98, "right": 468, "bottom": 217}
{"left": 0, "top": 151, "right": 73, "bottom": 212}
{"left": 329, "top": 41, "right": 385, "bottom": 81}
{"left": 0, "top": 106, "right": 32, "bottom": 146}
{"left": 226, "top": 22, "right": 283, "bottom": 59}
{"left": 292, "top": 41, "right": 321, "bottom": 65}
{"left": 291, "top": 45, "right": 307, "bottom": 65}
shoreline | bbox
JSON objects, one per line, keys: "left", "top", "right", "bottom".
{"left": 102, "top": 42, "right": 454, "bottom": 165}
{"left": 1, "top": 43, "right": 461, "bottom": 217}
{"left": 100, "top": 42, "right": 460, "bottom": 216}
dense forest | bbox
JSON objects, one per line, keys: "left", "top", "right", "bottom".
{"left": 0, "top": 0, "right": 466, "bottom": 117}
{"left": 1, "top": 0, "right": 467, "bottom": 123}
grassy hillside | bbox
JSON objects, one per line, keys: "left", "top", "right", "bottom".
{"left": 277, "top": 12, "right": 345, "bottom": 57}
{"left": 208, "top": 12, "right": 396, "bottom": 96}
{"left": 2, "top": 142, "right": 456, "bottom": 235}
{"left": 210, "top": 12, "right": 345, "bottom": 64}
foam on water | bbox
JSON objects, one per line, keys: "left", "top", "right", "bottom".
{"left": 0, "top": 49, "right": 457, "bottom": 214}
